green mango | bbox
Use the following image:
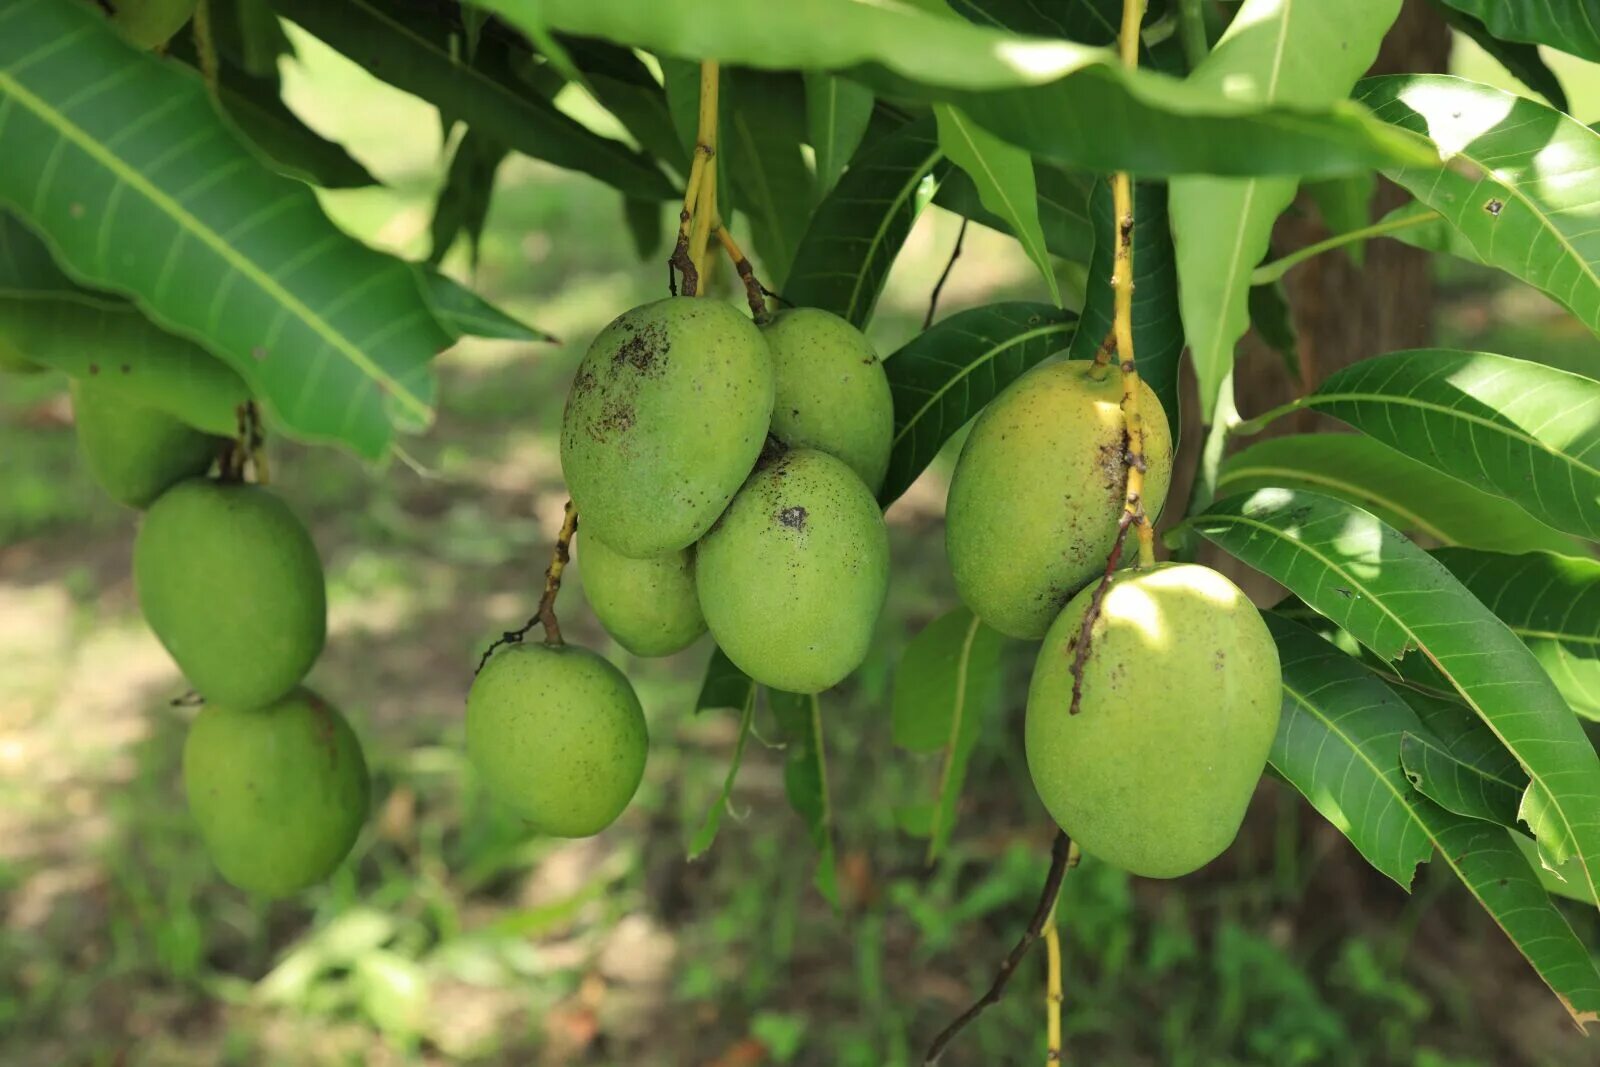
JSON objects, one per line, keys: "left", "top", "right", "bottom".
{"left": 466, "top": 642, "right": 648, "bottom": 837}
{"left": 135, "top": 479, "right": 325, "bottom": 709}
{"left": 579, "top": 533, "right": 704, "bottom": 657}
{"left": 107, "top": 0, "right": 199, "bottom": 49}
{"left": 696, "top": 448, "right": 889, "bottom": 693}
{"left": 945, "top": 360, "right": 1173, "bottom": 639}
{"left": 560, "top": 297, "right": 774, "bottom": 558}
{"left": 1026, "top": 563, "right": 1281, "bottom": 879}
{"left": 72, "top": 378, "right": 221, "bottom": 508}
{"left": 761, "top": 307, "right": 893, "bottom": 493}
{"left": 184, "top": 688, "right": 368, "bottom": 895}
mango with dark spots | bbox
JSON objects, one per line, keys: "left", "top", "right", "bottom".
{"left": 72, "top": 378, "right": 221, "bottom": 508}
{"left": 560, "top": 297, "right": 774, "bottom": 558}
{"left": 761, "top": 308, "right": 894, "bottom": 493}
{"left": 135, "top": 479, "right": 325, "bottom": 709}
{"left": 466, "top": 643, "right": 648, "bottom": 836}
{"left": 1025, "top": 564, "right": 1281, "bottom": 878}
{"left": 944, "top": 360, "right": 1173, "bottom": 639}
{"left": 107, "top": 0, "right": 199, "bottom": 49}
{"left": 695, "top": 448, "right": 889, "bottom": 693}
{"left": 184, "top": 688, "right": 369, "bottom": 895}
{"left": 579, "top": 533, "right": 705, "bottom": 657}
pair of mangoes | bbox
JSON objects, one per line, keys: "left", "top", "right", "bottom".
{"left": 945, "top": 363, "right": 1282, "bottom": 879}
{"left": 69, "top": 379, "right": 366, "bottom": 896}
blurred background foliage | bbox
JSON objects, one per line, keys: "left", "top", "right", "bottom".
{"left": 0, "top": 23, "right": 1597, "bottom": 1067}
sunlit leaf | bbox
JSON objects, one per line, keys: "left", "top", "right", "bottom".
{"left": 1437, "top": 5, "right": 1569, "bottom": 112}
{"left": 1398, "top": 687, "right": 1527, "bottom": 828}
{"left": 805, "top": 73, "right": 873, "bottom": 197}
{"left": 1434, "top": 0, "right": 1600, "bottom": 63}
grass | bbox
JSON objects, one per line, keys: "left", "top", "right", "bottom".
{"left": 0, "top": 22, "right": 1596, "bottom": 1067}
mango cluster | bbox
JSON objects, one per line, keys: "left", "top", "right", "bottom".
{"left": 466, "top": 297, "right": 893, "bottom": 836}
{"left": 62, "top": 376, "right": 368, "bottom": 896}
{"left": 944, "top": 363, "right": 1282, "bottom": 878}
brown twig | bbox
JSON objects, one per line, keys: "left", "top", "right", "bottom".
{"left": 1067, "top": 509, "right": 1136, "bottom": 715}
{"left": 715, "top": 224, "right": 768, "bottom": 321}
{"left": 924, "top": 217, "right": 969, "bottom": 330}
{"left": 474, "top": 501, "right": 578, "bottom": 674}
{"left": 924, "top": 832, "right": 1077, "bottom": 1064}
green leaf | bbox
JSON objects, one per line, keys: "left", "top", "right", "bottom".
{"left": 1512, "top": 833, "right": 1600, "bottom": 907}
{"left": 786, "top": 115, "right": 948, "bottom": 327}
{"left": 0, "top": 0, "right": 446, "bottom": 457}
{"left": 0, "top": 212, "right": 92, "bottom": 300}
{"left": 428, "top": 130, "right": 507, "bottom": 267}
{"left": 1267, "top": 613, "right": 1600, "bottom": 1025}
{"left": 726, "top": 71, "right": 814, "bottom": 288}
{"left": 1266, "top": 613, "right": 1436, "bottom": 887}
{"left": 0, "top": 297, "right": 248, "bottom": 436}
{"left": 418, "top": 269, "right": 555, "bottom": 344}
{"left": 1192, "top": 488, "right": 1600, "bottom": 911}
{"left": 947, "top": 0, "right": 1131, "bottom": 45}
{"left": 880, "top": 302, "right": 1077, "bottom": 506}
{"left": 1169, "top": 0, "right": 1401, "bottom": 418}
{"left": 268, "top": 0, "right": 674, "bottom": 201}
{"left": 696, "top": 646, "right": 755, "bottom": 714}
{"left": 891, "top": 608, "right": 1005, "bottom": 863}
{"left": 804, "top": 73, "right": 874, "bottom": 197}
{"left": 486, "top": 0, "right": 1433, "bottom": 177}
{"left": 1433, "top": 547, "right": 1600, "bottom": 722}
{"left": 1217, "top": 433, "right": 1579, "bottom": 555}
{"left": 1356, "top": 75, "right": 1600, "bottom": 343}
{"left": 622, "top": 197, "right": 664, "bottom": 261}
{"left": 1066, "top": 179, "right": 1182, "bottom": 441}
{"left": 1305, "top": 174, "right": 1375, "bottom": 266}
{"left": 932, "top": 162, "right": 1094, "bottom": 264}
{"left": 768, "top": 689, "right": 839, "bottom": 905}
{"left": 1433, "top": 0, "right": 1600, "bottom": 63}
{"left": 564, "top": 36, "right": 689, "bottom": 177}
{"left": 1290, "top": 350, "right": 1600, "bottom": 542}
{"left": 687, "top": 688, "right": 756, "bottom": 858}
{"left": 1436, "top": 5, "right": 1570, "bottom": 112}
{"left": 933, "top": 105, "right": 1058, "bottom": 304}
{"left": 1398, "top": 688, "right": 1527, "bottom": 828}
{"left": 1247, "top": 281, "right": 1301, "bottom": 379}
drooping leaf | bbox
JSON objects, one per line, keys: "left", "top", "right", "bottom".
{"left": 1398, "top": 686, "right": 1528, "bottom": 828}
{"left": 805, "top": 73, "right": 874, "bottom": 197}
{"left": 1066, "top": 179, "right": 1182, "bottom": 441}
{"left": 1217, "top": 434, "right": 1578, "bottom": 555}
{"left": 1513, "top": 834, "right": 1600, "bottom": 907}
{"left": 418, "top": 269, "right": 555, "bottom": 344}
{"left": 1433, "top": 547, "right": 1600, "bottom": 722}
{"left": 768, "top": 689, "right": 839, "bottom": 905}
{"left": 0, "top": 0, "right": 447, "bottom": 457}
{"left": 429, "top": 130, "right": 508, "bottom": 267}
{"left": 1169, "top": 0, "right": 1401, "bottom": 419}
{"left": 786, "top": 116, "right": 948, "bottom": 327}
{"left": 564, "top": 36, "right": 689, "bottom": 177}
{"left": 1436, "top": 5, "right": 1570, "bottom": 112}
{"left": 687, "top": 688, "right": 756, "bottom": 859}
{"left": 268, "top": 0, "right": 674, "bottom": 201}
{"left": 0, "top": 298, "right": 248, "bottom": 436}
{"left": 696, "top": 645, "right": 756, "bottom": 714}
{"left": 1356, "top": 75, "right": 1600, "bottom": 343}
{"left": 726, "top": 70, "right": 814, "bottom": 288}
{"left": 1192, "top": 488, "right": 1600, "bottom": 910}
{"left": 932, "top": 162, "right": 1094, "bottom": 264}
{"left": 1267, "top": 613, "right": 1600, "bottom": 1026}
{"left": 480, "top": 0, "right": 1434, "bottom": 177}
{"left": 880, "top": 302, "right": 1077, "bottom": 505}
{"left": 1290, "top": 350, "right": 1600, "bottom": 542}
{"left": 933, "top": 105, "right": 1058, "bottom": 304}
{"left": 891, "top": 608, "right": 1005, "bottom": 863}
{"left": 1433, "top": 0, "right": 1600, "bottom": 63}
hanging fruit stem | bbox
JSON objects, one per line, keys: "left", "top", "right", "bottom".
{"left": 715, "top": 222, "right": 768, "bottom": 320}
{"left": 473, "top": 501, "right": 578, "bottom": 675}
{"left": 669, "top": 61, "right": 720, "bottom": 296}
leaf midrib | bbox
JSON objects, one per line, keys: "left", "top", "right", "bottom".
{"left": 0, "top": 64, "right": 430, "bottom": 420}
{"left": 1218, "top": 463, "right": 1452, "bottom": 542}
{"left": 845, "top": 143, "right": 943, "bottom": 323}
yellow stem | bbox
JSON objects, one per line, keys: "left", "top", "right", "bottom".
{"left": 1044, "top": 907, "right": 1062, "bottom": 1064}
{"left": 687, "top": 62, "right": 720, "bottom": 285}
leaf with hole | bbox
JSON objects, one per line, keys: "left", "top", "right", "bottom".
{"left": 1398, "top": 687, "right": 1528, "bottom": 828}
{"left": 879, "top": 302, "right": 1077, "bottom": 506}
{"left": 0, "top": 0, "right": 447, "bottom": 457}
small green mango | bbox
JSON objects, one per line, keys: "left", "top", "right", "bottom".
{"left": 579, "top": 534, "right": 705, "bottom": 657}
{"left": 184, "top": 688, "right": 369, "bottom": 895}
{"left": 761, "top": 308, "right": 894, "bottom": 493}
{"left": 1026, "top": 563, "right": 1281, "bottom": 879}
{"left": 560, "top": 297, "right": 774, "bottom": 557}
{"left": 135, "top": 479, "right": 325, "bottom": 709}
{"left": 72, "top": 378, "right": 220, "bottom": 508}
{"left": 945, "top": 360, "right": 1173, "bottom": 639}
{"left": 466, "top": 643, "right": 648, "bottom": 837}
{"left": 696, "top": 448, "right": 889, "bottom": 693}
{"left": 108, "top": 0, "right": 199, "bottom": 49}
